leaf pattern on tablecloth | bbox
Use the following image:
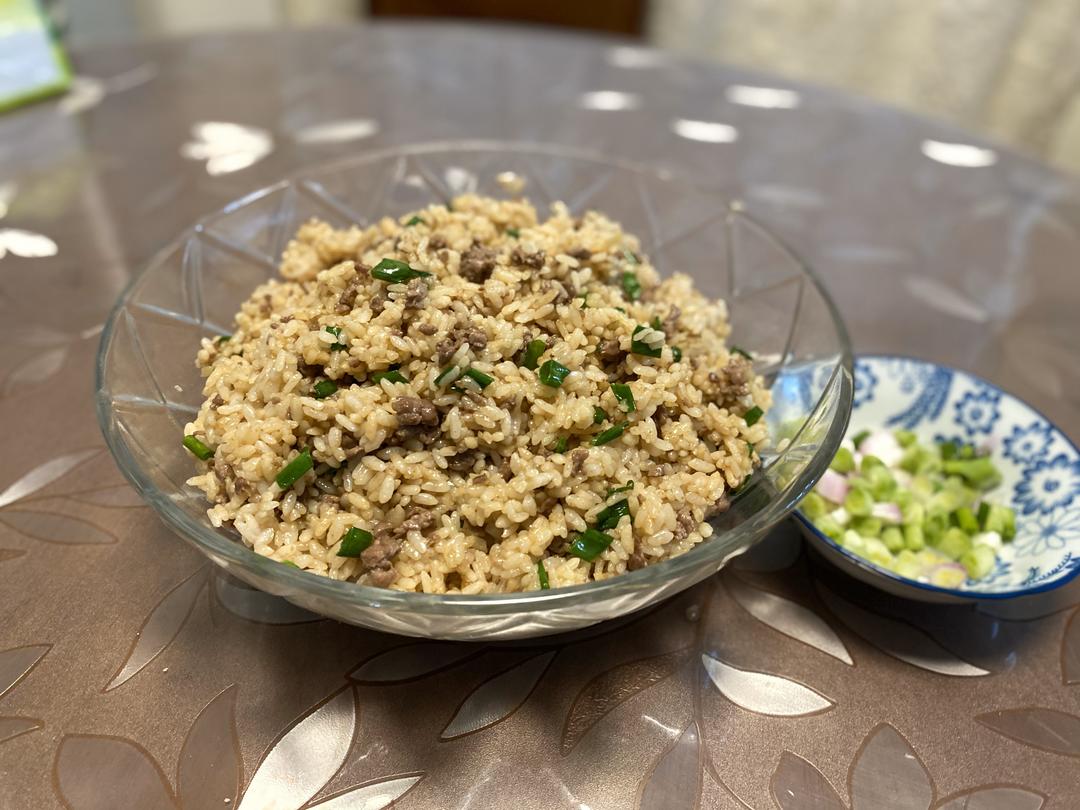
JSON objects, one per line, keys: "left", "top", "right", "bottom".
{"left": 0, "top": 510, "right": 116, "bottom": 545}
{"left": 307, "top": 774, "right": 424, "bottom": 809}
{"left": 349, "top": 642, "right": 482, "bottom": 684}
{"left": 441, "top": 651, "right": 556, "bottom": 740}
{"left": 0, "top": 716, "right": 41, "bottom": 744}
{"left": 0, "top": 449, "right": 99, "bottom": 509}
{"left": 701, "top": 653, "right": 833, "bottom": 717}
{"left": 0, "top": 549, "right": 23, "bottom": 564}
{"left": 212, "top": 571, "right": 321, "bottom": 625}
{"left": 848, "top": 724, "right": 933, "bottom": 810}
{"left": 936, "top": 785, "right": 1045, "bottom": 810}
{"left": 770, "top": 751, "right": 846, "bottom": 810}
{"left": 105, "top": 567, "right": 208, "bottom": 691}
{"left": 0, "top": 644, "right": 48, "bottom": 699}
{"left": 726, "top": 575, "right": 852, "bottom": 665}
{"left": 637, "top": 720, "right": 702, "bottom": 810}
{"left": 55, "top": 735, "right": 177, "bottom": 810}
{"left": 177, "top": 685, "right": 241, "bottom": 809}
{"left": 975, "top": 708, "right": 1080, "bottom": 757}
{"left": 561, "top": 647, "right": 691, "bottom": 755}
{"left": 70, "top": 485, "right": 147, "bottom": 509}
{"left": 1062, "top": 607, "right": 1080, "bottom": 685}
{"left": 2, "top": 345, "right": 67, "bottom": 397}
{"left": 816, "top": 584, "right": 989, "bottom": 677}
{"left": 238, "top": 687, "right": 357, "bottom": 810}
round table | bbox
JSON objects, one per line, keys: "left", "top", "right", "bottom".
{"left": 2, "top": 24, "right": 1078, "bottom": 809}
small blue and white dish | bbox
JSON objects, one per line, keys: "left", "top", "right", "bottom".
{"left": 795, "top": 354, "right": 1080, "bottom": 603}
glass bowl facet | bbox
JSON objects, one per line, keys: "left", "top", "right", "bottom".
{"left": 96, "top": 142, "right": 852, "bottom": 640}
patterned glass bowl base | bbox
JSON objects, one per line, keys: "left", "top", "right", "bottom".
{"left": 96, "top": 141, "right": 852, "bottom": 639}
{"left": 797, "top": 354, "right": 1080, "bottom": 604}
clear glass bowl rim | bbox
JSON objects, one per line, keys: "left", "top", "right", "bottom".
{"left": 95, "top": 139, "right": 853, "bottom": 616}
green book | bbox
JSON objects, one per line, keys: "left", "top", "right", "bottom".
{"left": 0, "top": 0, "right": 72, "bottom": 113}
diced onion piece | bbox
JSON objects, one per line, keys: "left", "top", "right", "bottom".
{"left": 815, "top": 469, "right": 850, "bottom": 504}
{"left": 972, "top": 530, "right": 1003, "bottom": 551}
{"left": 871, "top": 502, "right": 903, "bottom": 524}
{"left": 860, "top": 430, "right": 904, "bottom": 467}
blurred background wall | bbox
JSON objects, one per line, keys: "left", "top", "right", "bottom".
{"left": 51, "top": 0, "right": 1080, "bottom": 175}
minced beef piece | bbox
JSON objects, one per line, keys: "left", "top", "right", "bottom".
{"left": 673, "top": 507, "right": 696, "bottom": 542}
{"left": 510, "top": 247, "right": 545, "bottom": 269}
{"left": 598, "top": 339, "right": 624, "bottom": 362}
{"left": 460, "top": 244, "right": 498, "bottom": 282}
{"left": 663, "top": 305, "right": 681, "bottom": 335}
{"left": 429, "top": 234, "right": 447, "bottom": 250}
{"left": 568, "top": 247, "right": 592, "bottom": 261}
{"left": 417, "top": 322, "right": 437, "bottom": 335}
{"left": 705, "top": 494, "right": 731, "bottom": 518}
{"left": 361, "top": 526, "right": 402, "bottom": 571}
{"left": 392, "top": 396, "right": 439, "bottom": 427}
{"left": 370, "top": 288, "right": 389, "bottom": 315}
{"left": 335, "top": 265, "right": 367, "bottom": 314}
{"left": 570, "top": 448, "right": 588, "bottom": 476}
{"left": 436, "top": 326, "right": 487, "bottom": 364}
{"left": 627, "top": 548, "right": 647, "bottom": 571}
{"left": 367, "top": 567, "right": 397, "bottom": 587}
{"left": 403, "top": 277, "right": 428, "bottom": 308}
{"left": 211, "top": 394, "right": 225, "bottom": 407}
{"left": 401, "top": 508, "right": 436, "bottom": 534}
{"left": 447, "top": 450, "right": 479, "bottom": 473}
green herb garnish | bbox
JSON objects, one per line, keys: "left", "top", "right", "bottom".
{"left": 611, "top": 383, "right": 635, "bottom": 413}
{"left": 592, "top": 422, "right": 628, "bottom": 446}
{"left": 506, "top": 227, "right": 521, "bottom": 238}
{"left": 553, "top": 436, "right": 569, "bottom": 453}
{"left": 569, "top": 528, "right": 615, "bottom": 561}
{"left": 275, "top": 448, "right": 313, "bottom": 490}
{"left": 215, "top": 334, "right": 231, "bottom": 345}
{"left": 521, "top": 339, "right": 546, "bottom": 370}
{"left": 651, "top": 316, "right": 662, "bottom": 330}
{"left": 537, "top": 560, "right": 550, "bottom": 589}
{"left": 852, "top": 429, "right": 870, "bottom": 449}
{"left": 182, "top": 435, "right": 214, "bottom": 461}
{"left": 539, "top": 359, "right": 571, "bottom": 388}
{"left": 623, "top": 249, "right": 639, "bottom": 265}
{"left": 593, "top": 406, "right": 607, "bottom": 425}
{"left": 730, "top": 346, "right": 754, "bottom": 360}
{"left": 324, "top": 325, "right": 348, "bottom": 351}
{"left": 594, "top": 499, "right": 631, "bottom": 531}
{"left": 744, "top": 406, "right": 763, "bottom": 427}
{"left": 313, "top": 380, "right": 338, "bottom": 399}
{"left": 605, "top": 481, "right": 634, "bottom": 498}
{"left": 337, "top": 526, "right": 374, "bottom": 557}
{"left": 405, "top": 215, "right": 424, "bottom": 227}
{"left": 371, "top": 258, "right": 432, "bottom": 283}
{"left": 281, "top": 560, "right": 299, "bottom": 568}
{"left": 621, "top": 272, "right": 642, "bottom": 302}
{"left": 371, "top": 367, "right": 409, "bottom": 384}
{"left": 463, "top": 367, "right": 493, "bottom": 390}
{"left": 435, "top": 366, "right": 459, "bottom": 386}
{"left": 671, "top": 346, "right": 682, "bottom": 362}
{"left": 630, "top": 325, "right": 662, "bottom": 358}
{"left": 578, "top": 292, "right": 589, "bottom": 309}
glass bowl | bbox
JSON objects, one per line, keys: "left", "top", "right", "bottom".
{"left": 96, "top": 141, "right": 852, "bottom": 640}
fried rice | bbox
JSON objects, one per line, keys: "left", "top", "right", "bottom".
{"left": 184, "top": 194, "right": 770, "bottom": 593}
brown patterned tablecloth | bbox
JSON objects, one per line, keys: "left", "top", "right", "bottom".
{"left": 2, "top": 24, "right": 1079, "bottom": 810}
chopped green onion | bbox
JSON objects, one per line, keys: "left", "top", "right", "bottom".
{"left": 851, "top": 430, "right": 870, "bottom": 449}
{"left": 744, "top": 406, "right": 763, "bottom": 427}
{"left": 521, "top": 339, "right": 546, "bottom": 370}
{"left": 594, "top": 498, "right": 631, "bottom": 531}
{"left": 940, "top": 441, "right": 958, "bottom": 461}
{"left": 313, "top": 380, "right": 338, "bottom": 399}
{"left": 281, "top": 560, "right": 299, "bottom": 568}
{"left": 605, "top": 481, "right": 634, "bottom": 498}
{"left": 569, "top": 528, "right": 615, "bottom": 561}
{"left": 614, "top": 307, "right": 627, "bottom": 314}
{"left": 324, "top": 325, "right": 348, "bottom": 351}
{"left": 182, "top": 435, "right": 214, "bottom": 461}
{"left": 553, "top": 436, "right": 569, "bottom": 453}
{"left": 539, "top": 359, "right": 571, "bottom": 388}
{"left": 215, "top": 334, "right": 231, "bottom": 345}
{"left": 592, "top": 422, "right": 628, "bottom": 446}
{"left": 730, "top": 346, "right": 753, "bottom": 360}
{"left": 622, "top": 249, "right": 639, "bottom": 265}
{"left": 435, "top": 366, "right": 459, "bottom": 386}
{"left": 611, "top": 382, "right": 636, "bottom": 413}
{"left": 630, "top": 325, "right": 662, "bottom": 358}
{"left": 371, "top": 258, "right": 432, "bottom": 283}
{"left": 463, "top": 367, "right": 494, "bottom": 390}
{"left": 830, "top": 446, "right": 855, "bottom": 473}
{"left": 371, "top": 368, "right": 409, "bottom": 384}
{"left": 593, "top": 406, "right": 607, "bottom": 425}
{"left": 405, "top": 215, "right": 424, "bottom": 227}
{"left": 671, "top": 346, "right": 682, "bottom": 362}
{"left": 621, "top": 272, "right": 642, "bottom": 302}
{"left": 506, "top": 227, "right": 520, "bottom": 238}
{"left": 943, "top": 458, "right": 1002, "bottom": 491}
{"left": 954, "top": 506, "right": 980, "bottom": 533}
{"left": 578, "top": 292, "right": 589, "bottom": 309}
{"left": 650, "top": 316, "right": 662, "bottom": 330}
{"left": 337, "top": 526, "right": 374, "bottom": 557}
{"left": 275, "top": 448, "right": 313, "bottom": 490}
{"left": 537, "top": 559, "right": 550, "bottom": 589}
